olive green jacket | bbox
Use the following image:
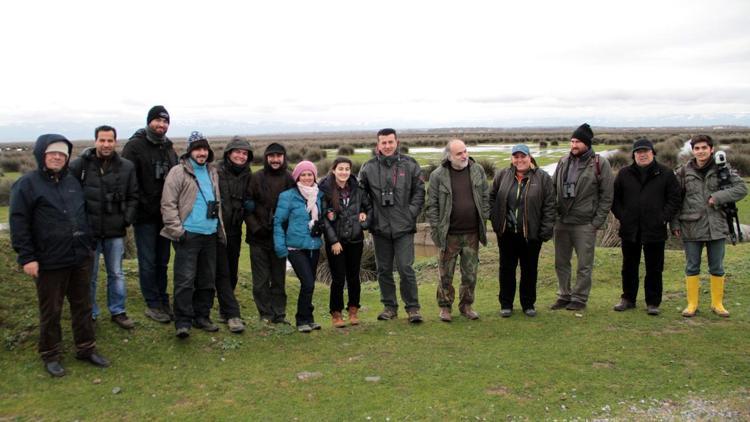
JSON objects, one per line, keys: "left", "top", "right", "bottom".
{"left": 552, "top": 152, "right": 614, "bottom": 228}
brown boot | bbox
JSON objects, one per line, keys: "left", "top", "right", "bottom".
{"left": 331, "top": 311, "right": 346, "bottom": 328}
{"left": 348, "top": 306, "right": 360, "bottom": 326}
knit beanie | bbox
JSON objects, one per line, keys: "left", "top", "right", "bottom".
{"left": 292, "top": 160, "right": 318, "bottom": 181}
{"left": 147, "top": 105, "right": 170, "bottom": 124}
{"left": 571, "top": 123, "right": 594, "bottom": 148}
{"left": 45, "top": 141, "right": 70, "bottom": 158}
{"left": 186, "top": 131, "right": 214, "bottom": 161}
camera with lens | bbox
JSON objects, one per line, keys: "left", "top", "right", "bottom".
{"left": 713, "top": 150, "right": 743, "bottom": 244}
{"left": 153, "top": 160, "right": 170, "bottom": 181}
{"left": 381, "top": 190, "right": 395, "bottom": 207}
{"left": 206, "top": 200, "right": 220, "bottom": 219}
{"left": 563, "top": 182, "right": 576, "bottom": 199}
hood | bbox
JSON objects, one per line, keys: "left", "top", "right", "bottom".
{"left": 223, "top": 137, "right": 254, "bottom": 166}
{"left": 33, "top": 134, "right": 72, "bottom": 170}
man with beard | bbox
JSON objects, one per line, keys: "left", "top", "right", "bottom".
{"left": 245, "top": 143, "right": 295, "bottom": 324}
{"left": 122, "top": 106, "right": 178, "bottom": 323}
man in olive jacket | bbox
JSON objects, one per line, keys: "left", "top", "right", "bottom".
{"left": 359, "top": 128, "right": 425, "bottom": 323}
{"left": 611, "top": 139, "right": 682, "bottom": 315}
{"left": 551, "top": 123, "right": 614, "bottom": 311}
{"left": 426, "top": 139, "right": 489, "bottom": 322}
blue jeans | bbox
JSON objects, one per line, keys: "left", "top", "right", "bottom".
{"left": 90, "top": 237, "right": 127, "bottom": 318}
{"left": 134, "top": 223, "right": 171, "bottom": 308}
{"left": 683, "top": 239, "right": 725, "bottom": 276}
{"left": 287, "top": 249, "right": 319, "bottom": 326}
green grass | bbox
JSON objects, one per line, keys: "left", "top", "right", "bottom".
{"left": 0, "top": 171, "right": 21, "bottom": 180}
{"left": 0, "top": 206, "right": 7, "bottom": 224}
{"left": 738, "top": 178, "right": 750, "bottom": 226}
{"left": 1, "top": 232, "right": 749, "bottom": 419}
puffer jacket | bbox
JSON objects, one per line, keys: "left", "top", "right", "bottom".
{"left": 612, "top": 160, "right": 682, "bottom": 243}
{"left": 273, "top": 186, "right": 323, "bottom": 258}
{"left": 319, "top": 174, "right": 372, "bottom": 245}
{"left": 69, "top": 148, "right": 139, "bottom": 238}
{"left": 358, "top": 153, "right": 425, "bottom": 239}
{"left": 671, "top": 158, "right": 747, "bottom": 241}
{"left": 121, "top": 128, "right": 178, "bottom": 224}
{"left": 160, "top": 157, "right": 226, "bottom": 244}
{"left": 490, "top": 165, "right": 556, "bottom": 242}
{"left": 552, "top": 151, "right": 614, "bottom": 228}
{"left": 426, "top": 158, "right": 490, "bottom": 249}
{"left": 10, "top": 134, "right": 94, "bottom": 270}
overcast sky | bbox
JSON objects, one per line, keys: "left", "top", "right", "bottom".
{"left": 1, "top": 0, "right": 748, "bottom": 142}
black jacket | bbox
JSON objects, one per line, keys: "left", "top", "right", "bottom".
{"left": 69, "top": 148, "right": 139, "bottom": 238}
{"left": 612, "top": 160, "right": 682, "bottom": 243}
{"left": 217, "top": 159, "right": 252, "bottom": 236}
{"left": 121, "top": 128, "right": 178, "bottom": 224}
{"left": 490, "top": 166, "right": 556, "bottom": 242}
{"left": 319, "top": 174, "right": 372, "bottom": 245}
{"left": 10, "top": 134, "right": 93, "bottom": 270}
{"left": 245, "top": 159, "right": 295, "bottom": 247}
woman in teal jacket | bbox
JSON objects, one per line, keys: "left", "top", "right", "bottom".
{"left": 274, "top": 161, "right": 324, "bottom": 332}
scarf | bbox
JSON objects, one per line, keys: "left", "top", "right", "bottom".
{"left": 297, "top": 182, "right": 319, "bottom": 229}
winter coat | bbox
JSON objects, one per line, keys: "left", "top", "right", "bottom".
{"left": 671, "top": 159, "right": 747, "bottom": 241}
{"left": 358, "top": 153, "right": 425, "bottom": 239}
{"left": 490, "top": 165, "right": 556, "bottom": 242}
{"left": 69, "top": 148, "right": 139, "bottom": 238}
{"left": 121, "top": 128, "right": 178, "bottom": 225}
{"left": 245, "top": 160, "right": 295, "bottom": 247}
{"left": 612, "top": 160, "right": 682, "bottom": 243}
{"left": 273, "top": 186, "right": 324, "bottom": 258}
{"left": 426, "top": 159, "right": 490, "bottom": 249}
{"left": 10, "top": 134, "right": 94, "bottom": 270}
{"left": 319, "top": 174, "right": 372, "bottom": 245}
{"left": 160, "top": 157, "right": 226, "bottom": 244}
{"left": 217, "top": 159, "right": 252, "bottom": 236}
{"left": 552, "top": 151, "right": 614, "bottom": 228}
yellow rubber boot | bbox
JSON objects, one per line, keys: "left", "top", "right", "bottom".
{"left": 710, "top": 275, "right": 730, "bottom": 317}
{"left": 681, "top": 275, "right": 700, "bottom": 317}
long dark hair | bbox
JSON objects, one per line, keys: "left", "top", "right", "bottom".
{"left": 329, "top": 156, "right": 354, "bottom": 212}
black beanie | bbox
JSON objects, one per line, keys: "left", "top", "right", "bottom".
{"left": 572, "top": 123, "right": 594, "bottom": 148}
{"left": 147, "top": 105, "right": 170, "bottom": 124}
{"left": 264, "top": 142, "right": 286, "bottom": 156}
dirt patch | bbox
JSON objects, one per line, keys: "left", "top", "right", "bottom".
{"left": 486, "top": 385, "right": 510, "bottom": 396}
{"left": 592, "top": 361, "right": 615, "bottom": 369}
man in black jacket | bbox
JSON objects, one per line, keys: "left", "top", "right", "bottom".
{"left": 245, "top": 143, "right": 295, "bottom": 324}
{"left": 10, "top": 134, "right": 110, "bottom": 377}
{"left": 122, "top": 106, "right": 178, "bottom": 323}
{"left": 69, "top": 125, "right": 138, "bottom": 329}
{"left": 611, "top": 139, "right": 682, "bottom": 315}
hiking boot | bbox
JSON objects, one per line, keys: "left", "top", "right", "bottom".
{"left": 500, "top": 309, "right": 512, "bottom": 318}
{"left": 461, "top": 307, "right": 480, "bottom": 320}
{"left": 407, "top": 309, "right": 423, "bottom": 324}
{"left": 45, "top": 361, "right": 65, "bottom": 377}
{"left": 227, "top": 318, "right": 246, "bottom": 333}
{"left": 613, "top": 298, "right": 635, "bottom": 312}
{"left": 550, "top": 299, "right": 570, "bottom": 310}
{"left": 646, "top": 305, "right": 661, "bottom": 316}
{"left": 144, "top": 306, "right": 171, "bottom": 323}
{"left": 162, "top": 303, "right": 175, "bottom": 321}
{"left": 175, "top": 326, "right": 190, "bottom": 338}
{"left": 331, "top": 311, "right": 346, "bottom": 328}
{"left": 524, "top": 308, "right": 537, "bottom": 317}
{"left": 439, "top": 307, "right": 452, "bottom": 322}
{"left": 111, "top": 313, "right": 135, "bottom": 330}
{"left": 348, "top": 306, "right": 360, "bottom": 326}
{"left": 297, "top": 324, "right": 312, "bottom": 333}
{"left": 377, "top": 308, "right": 398, "bottom": 321}
{"left": 76, "top": 352, "right": 110, "bottom": 368}
{"left": 193, "top": 317, "right": 219, "bottom": 332}
{"left": 566, "top": 301, "right": 586, "bottom": 311}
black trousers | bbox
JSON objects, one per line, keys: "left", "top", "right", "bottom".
{"left": 325, "top": 241, "right": 363, "bottom": 313}
{"left": 249, "top": 243, "right": 288, "bottom": 322}
{"left": 214, "top": 232, "right": 242, "bottom": 319}
{"left": 621, "top": 239, "right": 664, "bottom": 306}
{"left": 173, "top": 232, "right": 217, "bottom": 328}
{"left": 499, "top": 231, "right": 542, "bottom": 310}
{"left": 36, "top": 256, "right": 96, "bottom": 362}
{"left": 287, "top": 249, "right": 320, "bottom": 326}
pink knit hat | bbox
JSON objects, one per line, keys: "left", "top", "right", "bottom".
{"left": 292, "top": 160, "right": 318, "bottom": 181}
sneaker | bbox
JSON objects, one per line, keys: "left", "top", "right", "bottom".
{"left": 566, "top": 301, "right": 586, "bottom": 311}
{"left": 193, "top": 317, "right": 219, "bottom": 332}
{"left": 297, "top": 324, "right": 312, "bottom": 333}
{"left": 144, "top": 307, "right": 171, "bottom": 323}
{"left": 500, "top": 309, "right": 512, "bottom": 318}
{"left": 161, "top": 303, "right": 175, "bottom": 321}
{"left": 439, "top": 307, "right": 452, "bottom": 322}
{"left": 550, "top": 299, "right": 570, "bottom": 310}
{"left": 175, "top": 326, "right": 190, "bottom": 338}
{"left": 461, "top": 307, "right": 480, "bottom": 320}
{"left": 524, "top": 308, "right": 537, "bottom": 317}
{"left": 646, "top": 305, "right": 661, "bottom": 316}
{"left": 377, "top": 308, "right": 398, "bottom": 321}
{"left": 613, "top": 298, "right": 635, "bottom": 312}
{"left": 309, "top": 322, "right": 322, "bottom": 330}
{"left": 272, "top": 317, "right": 292, "bottom": 325}
{"left": 227, "top": 318, "right": 246, "bottom": 333}
{"left": 407, "top": 309, "right": 423, "bottom": 324}
{"left": 111, "top": 313, "right": 135, "bottom": 330}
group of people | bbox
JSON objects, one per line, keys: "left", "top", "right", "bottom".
{"left": 9, "top": 108, "right": 747, "bottom": 378}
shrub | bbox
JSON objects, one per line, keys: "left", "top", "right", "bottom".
{"left": 475, "top": 158, "right": 497, "bottom": 180}
{"left": 539, "top": 141, "right": 548, "bottom": 148}
{"left": 337, "top": 145, "right": 355, "bottom": 156}
{"left": 0, "top": 178, "right": 12, "bottom": 206}
{"left": 551, "top": 140, "right": 559, "bottom": 146}
{"left": 399, "top": 143, "right": 410, "bottom": 154}
{"left": 0, "top": 158, "right": 21, "bottom": 173}
{"left": 607, "top": 151, "right": 631, "bottom": 171}
{"left": 303, "top": 147, "right": 326, "bottom": 162}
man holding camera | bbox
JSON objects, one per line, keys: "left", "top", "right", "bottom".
{"left": 359, "top": 128, "right": 425, "bottom": 323}
{"left": 672, "top": 135, "right": 747, "bottom": 317}
{"left": 69, "top": 125, "right": 139, "bottom": 329}
{"left": 122, "top": 106, "right": 178, "bottom": 323}
{"left": 160, "top": 132, "right": 225, "bottom": 338}
{"left": 551, "top": 123, "right": 614, "bottom": 311}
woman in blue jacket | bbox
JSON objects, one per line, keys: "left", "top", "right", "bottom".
{"left": 274, "top": 161, "right": 324, "bottom": 332}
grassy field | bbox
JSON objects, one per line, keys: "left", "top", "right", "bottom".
{"left": 1, "top": 231, "right": 749, "bottom": 420}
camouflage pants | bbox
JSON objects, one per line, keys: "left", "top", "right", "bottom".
{"left": 436, "top": 233, "right": 479, "bottom": 310}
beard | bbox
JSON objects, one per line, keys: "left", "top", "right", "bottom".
{"left": 450, "top": 158, "right": 469, "bottom": 170}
